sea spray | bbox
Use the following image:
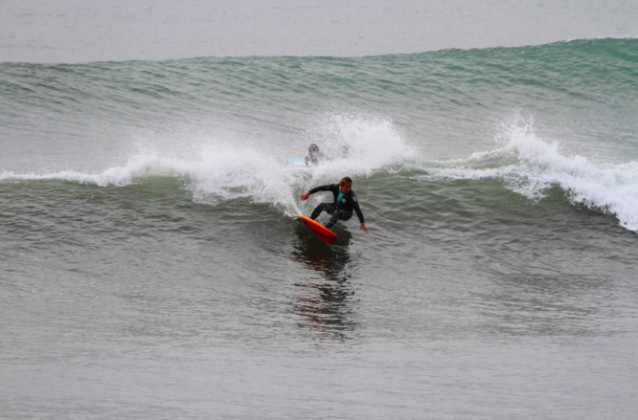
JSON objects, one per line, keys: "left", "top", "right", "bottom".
{"left": 425, "top": 114, "right": 638, "bottom": 231}
{"left": 0, "top": 112, "right": 417, "bottom": 218}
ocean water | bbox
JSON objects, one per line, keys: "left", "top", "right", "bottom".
{"left": 2, "top": 0, "right": 637, "bottom": 62}
{"left": 2, "top": 23, "right": 638, "bottom": 420}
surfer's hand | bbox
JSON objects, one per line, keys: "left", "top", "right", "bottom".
{"left": 300, "top": 192, "right": 310, "bottom": 201}
{"left": 360, "top": 224, "right": 369, "bottom": 233}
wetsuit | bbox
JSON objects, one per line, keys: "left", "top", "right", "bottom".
{"left": 307, "top": 184, "right": 365, "bottom": 228}
{"left": 305, "top": 150, "right": 325, "bottom": 166}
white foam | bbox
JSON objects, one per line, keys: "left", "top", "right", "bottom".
{"left": 307, "top": 112, "right": 416, "bottom": 174}
{"left": 429, "top": 114, "right": 638, "bottom": 231}
{"left": 1, "top": 112, "right": 415, "bottom": 217}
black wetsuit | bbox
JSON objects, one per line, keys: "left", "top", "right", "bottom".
{"left": 307, "top": 184, "right": 365, "bottom": 228}
{"left": 305, "top": 151, "right": 325, "bottom": 166}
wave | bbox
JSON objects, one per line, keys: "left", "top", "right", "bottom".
{"left": 424, "top": 113, "right": 638, "bottom": 231}
{"left": 4, "top": 111, "right": 637, "bottom": 232}
{"left": 1, "top": 38, "right": 637, "bottom": 232}
{"left": 0, "top": 112, "right": 416, "bottom": 217}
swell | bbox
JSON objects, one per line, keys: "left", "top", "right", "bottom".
{"left": 1, "top": 38, "right": 636, "bottom": 120}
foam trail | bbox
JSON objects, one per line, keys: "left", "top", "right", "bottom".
{"left": 186, "top": 146, "right": 305, "bottom": 216}
{"left": 0, "top": 112, "right": 417, "bottom": 218}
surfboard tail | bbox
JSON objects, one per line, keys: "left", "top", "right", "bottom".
{"left": 314, "top": 232, "right": 338, "bottom": 244}
{"left": 295, "top": 215, "right": 337, "bottom": 244}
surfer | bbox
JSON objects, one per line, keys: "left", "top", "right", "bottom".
{"left": 305, "top": 143, "right": 326, "bottom": 166}
{"left": 300, "top": 176, "right": 369, "bottom": 232}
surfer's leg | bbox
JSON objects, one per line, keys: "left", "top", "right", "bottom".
{"left": 310, "top": 203, "right": 336, "bottom": 220}
{"left": 326, "top": 209, "right": 352, "bottom": 228}
{"left": 337, "top": 209, "right": 353, "bottom": 221}
{"left": 325, "top": 216, "right": 338, "bottom": 228}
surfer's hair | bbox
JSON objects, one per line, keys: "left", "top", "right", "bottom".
{"left": 336, "top": 177, "right": 353, "bottom": 187}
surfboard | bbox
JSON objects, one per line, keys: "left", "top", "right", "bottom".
{"left": 296, "top": 215, "right": 337, "bottom": 244}
{"left": 287, "top": 157, "right": 306, "bottom": 167}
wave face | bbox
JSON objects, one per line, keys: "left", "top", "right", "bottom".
{"left": 1, "top": 38, "right": 637, "bottom": 230}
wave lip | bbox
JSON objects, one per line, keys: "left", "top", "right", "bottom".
{"left": 428, "top": 116, "right": 638, "bottom": 232}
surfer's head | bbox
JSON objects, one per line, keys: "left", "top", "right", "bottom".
{"left": 308, "top": 143, "right": 319, "bottom": 153}
{"left": 337, "top": 176, "right": 353, "bottom": 193}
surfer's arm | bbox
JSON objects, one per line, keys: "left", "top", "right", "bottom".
{"left": 353, "top": 201, "right": 367, "bottom": 232}
{"left": 300, "top": 184, "right": 334, "bottom": 200}
{"left": 308, "top": 184, "right": 335, "bottom": 194}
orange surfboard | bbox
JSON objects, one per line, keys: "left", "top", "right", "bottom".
{"left": 296, "top": 215, "right": 337, "bottom": 244}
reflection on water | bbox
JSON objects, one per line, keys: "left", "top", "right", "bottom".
{"left": 291, "top": 227, "right": 356, "bottom": 339}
